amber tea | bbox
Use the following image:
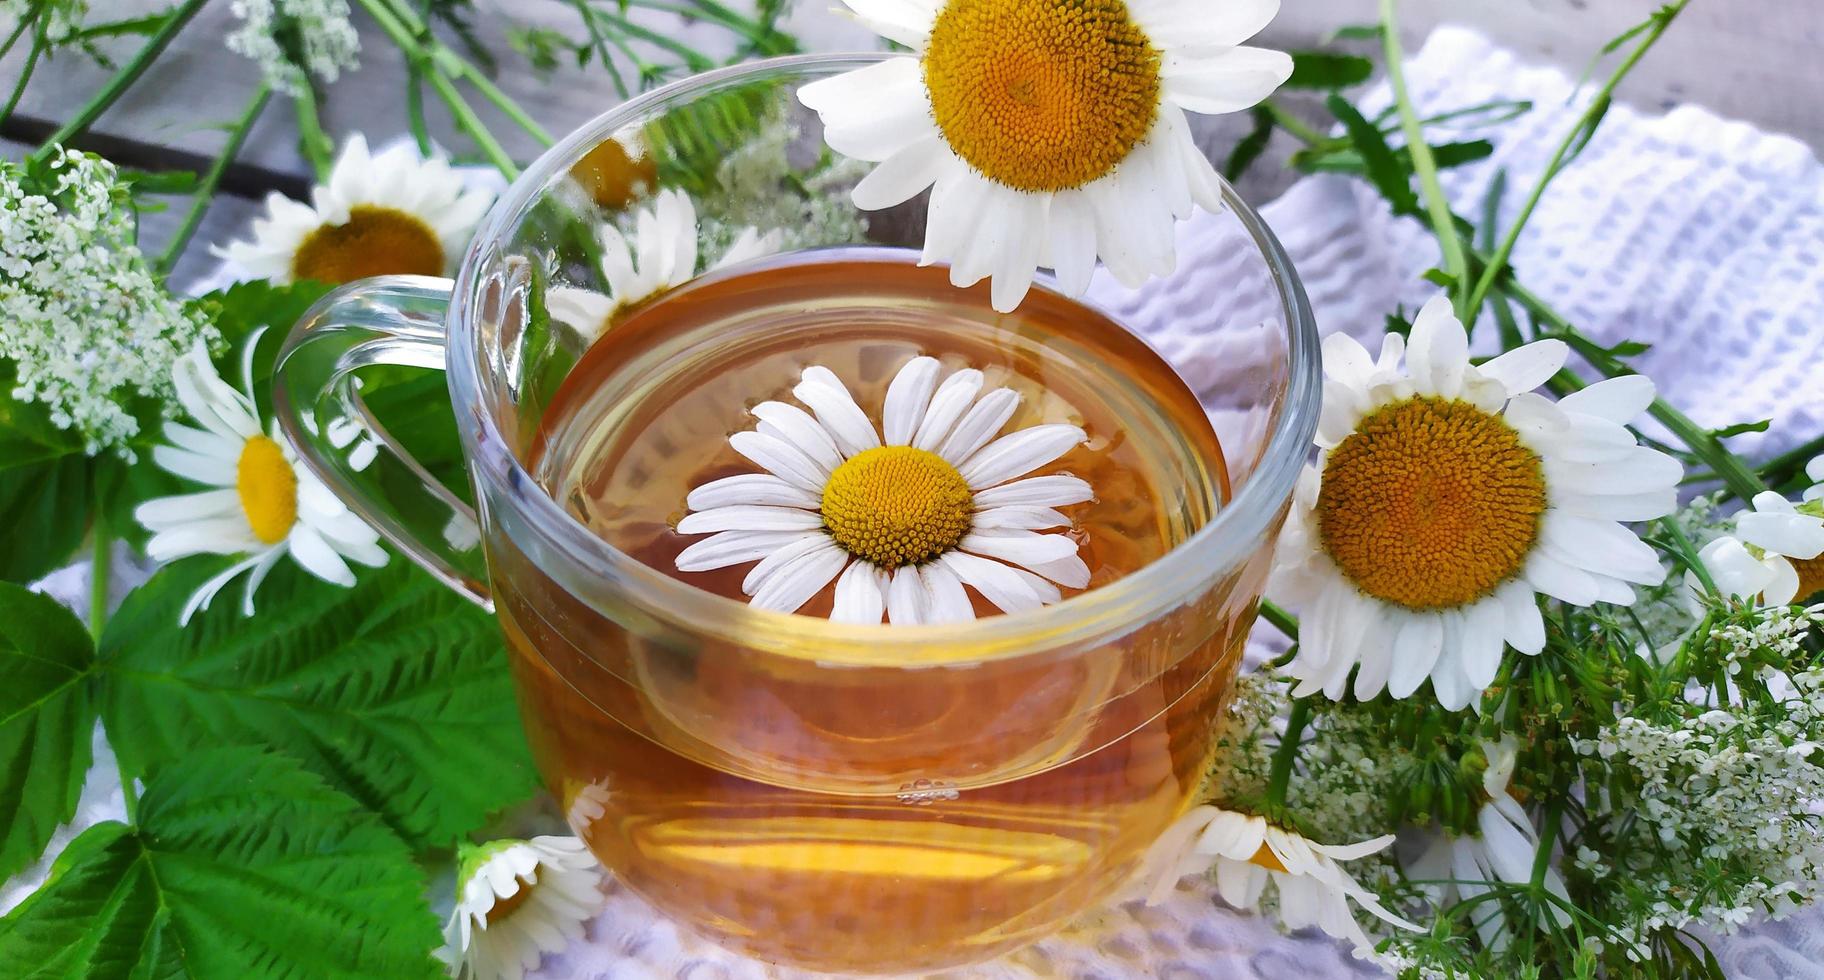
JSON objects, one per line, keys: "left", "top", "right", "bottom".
{"left": 490, "top": 250, "right": 1258, "bottom": 973}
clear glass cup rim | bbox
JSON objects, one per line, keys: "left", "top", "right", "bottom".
{"left": 448, "top": 52, "right": 1321, "bottom": 659}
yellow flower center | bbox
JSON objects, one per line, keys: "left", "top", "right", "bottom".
{"left": 237, "top": 434, "right": 299, "bottom": 545}
{"left": 572, "top": 138, "right": 659, "bottom": 210}
{"left": 290, "top": 205, "right": 444, "bottom": 285}
{"left": 821, "top": 446, "right": 973, "bottom": 569}
{"left": 485, "top": 876, "right": 537, "bottom": 926}
{"left": 1247, "top": 842, "right": 1288, "bottom": 874}
{"left": 1792, "top": 555, "right": 1824, "bottom": 605}
{"left": 922, "top": 0, "right": 1161, "bottom": 193}
{"left": 1317, "top": 397, "right": 1547, "bottom": 611}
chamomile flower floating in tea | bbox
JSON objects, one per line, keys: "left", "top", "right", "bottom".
{"left": 675, "top": 355, "right": 1092, "bottom": 623}
{"left": 214, "top": 134, "right": 493, "bottom": 285}
{"left": 1142, "top": 804, "right": 1417, "bottom": 953}
{"left": 1408, "top": 739, "right": 1571, "bottom": 951}
{"left": 797, "top": 0, "right": 1292, "bottom": 311}
{"left": 438, "top": 836, "right": 603, "bottom": 980}
{"left": 545, "top": 188, "right": 782, "bottom": 339}
{"left": 1271, "top": 296, "right": 1680, "bottom": 711}
{"left": 135, "top": 330, "right": 386, "bottom": 624}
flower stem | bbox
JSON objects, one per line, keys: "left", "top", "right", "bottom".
{"left": 28, "top": 0, "right": 208, "bottom": 163}
{"left": 1464, "top": 0, "right": 1690, "bottom": 317}
{"left": 1259, "top": 599, "right": 1299, "bottom": 639}
{"left": 1264, "top": 698, "right": 1312, "bottom": 819}
{"left": 88, "top": 525, "right": 110, "bottom": 641}
{"left": 426, "top": 70, "right": 519, "bottom": 177}
{"left": 0, "top": 24, "right": 46, "bottom": 130}
{"left": 1377, "top": 0, "right": 1469, "bottom": 317}
{"left": 292, "top": 84, "right": 336, "bottom": 180}
{"left": 355, "top": 0, "right": 525, "bottom": 175}
{"left": 157, "top": 85, "right": 273, "bottom": 276}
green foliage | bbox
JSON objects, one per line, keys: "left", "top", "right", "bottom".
{"left": 98, "top": 559, "right": 536, "bottom": 849}
{"left": 1285, "top": 51, "right": 1374, "bottom": 89}
{"left": 0, "top": 362, "right": 92, "bottom": 582}
{"left": 1223, "top": 106, "right": 1274, "bottom": 180}
{"left": 1325, "top": 93, "right": 1419, "bottom": 215}
{"left": 0, "top": 584, "right": 97, "bottom": 884}
{"left": 0, "top": 747, "right": 442, "bottom": 979}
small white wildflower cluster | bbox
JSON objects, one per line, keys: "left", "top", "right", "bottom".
{"left": 0, "top": 150, "right": 217, "bottom": 456}
{"left": 1573, "top": 651, "right": 1824, "bottom": 958}
{"left": 0, "top": 0, "right": 86, "bottom": 42}
{"left": 696, "top": 109, "right": 870, "bottom": 256}
{"left": 226, "top": 0, "right": 360, "bottom": 97}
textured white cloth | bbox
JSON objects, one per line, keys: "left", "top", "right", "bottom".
{"left": 10, "top": 25, "right": 1824, "bottom": 980}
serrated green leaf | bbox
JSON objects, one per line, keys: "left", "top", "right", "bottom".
{"left": 1223, "top": 106, "right": 1275, "bottom": 181}
{"left": 1285, "top": 51, "right": 1374, "bottom": 89}
{"left": 0, "top": 362, "right": 94, "bottom": 583}
{"left": 98, "top": 560, "right": 535, "bottom": 848}
{"left": 1325, "top": 94, "right": 1419, "bottom": 216}
{"left": 0, "top": 584, "right": 97, "bottom": 883}
{"left": 0, "top": 747, "right": 441, "bottom": 978}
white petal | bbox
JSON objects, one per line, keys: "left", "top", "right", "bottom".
{"left": 882, "top": 356, "right": 941, "bottom": 445}
{"left": 937, "top": 388, "right": 1020, "bottom": 465}
{"left": 795, "top": 368, "right": 881, "bottom": 457}
{"left": 287, "top": 525, "right": 356, "bottom": 587}
{"left": 1738, "top": 504, "right": 1824, "bottom": 561}
{"left": 742, "top": 533, "right": 836, "bottom": 594}
{"left": 1386, "top": 613, "right": 1443, "bottom": 700}
{"left": 1558, "top": 375, "right": 1655, "bottom": 424}
{"left": 749, "top": 545, "right": 848, "bottom": 614}
{"left": 1021, "top": 553, "right": 1091, "bottom": 589}
{"left": 1405, "top": 295, "right": 1468, "bottom": 399}
{"left": 957, "top": 424, "right": 1087, "bottom": 489}
{"left": 1553, "top": 487, "right": 1678, "bottom": 522}
{"left": 1135, "top": 0, "right": 1279, "bottom": 49}
{"left": 1498, "top": 579, "right": 1545, "bottom": 655}
{"left": 959, "top": 529, "right": 1080, "bottom": 568}
{"left": 1160, "top": 45, "right": 1293, "bottom": 115}
{"left": 832, "top": 0, "right": 938, "bottom": 50}
{"left": 676, "top": 529, "right": 821, "bottom": 572}
{"left": 796, "top": 58, "right": 934, "bottom": 162}
{"left": 831, "top": 561, "right": 887, "bottom": 624}
{"left": 1459, "top": 597, "right": 1507, "bottom": 690}
{"left": 918, "top": 560, "right": 974, "bottom": 623}
{"left": 1046, "top": 190, "right": 1098, "bottom": 296}
{"left": 1544, "top": 449, "right": 1682, "bottom": 498}
{"left": 135, "top": 489, "right": 242, "bottom": 527}
{"left": 971, "top": 506, "right": 1071, "bottom": 530}
{"left": 752, "top": 401, "right": 842, "bottom": 474}
{"left": 677, "top": 505, "right": 824, "bottom": 534}
{"left": 153, "top": 444, "right": 237, "bottom": 486}
{"left": 852, "top": 136, "right": 949, "bottom": 211}
{"left": 938, "top": 552, "right": 1046, "bottom": 614}
{"left": 912, "top": 369, "right": 985, "bottom": 452}
{"left": 729, "top": 430, "right": 829, "bottom": 491}
{"left": 1477, "top": 339, "right": 1568, "bottom": 396}
{"left": 686, "top": 473, "right": 822, "bottom": 511}
{"left": 1540, "top": 512, "right": 1666, "bottom": 584}
{"left": 1522, "top": 550, "right": 1600, "bottom": 606}
{"left": 972, "top": 475, "right": 1094, "bottom": 508}
{"left": 885, "top": 566, "right": 927, "bottom": 625}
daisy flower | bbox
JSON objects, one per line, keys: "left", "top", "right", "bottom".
{"left": 1270, "top": 296, "right": 1680, "bottom": 710}
{"left": 674, "top": 355, "right": 1092, "bottom": 623}
{"left": 213, "top": 134, "right": 494, "bottom": 286}
{"left": 1140, "top": 804, "right": 1418, "bottom": 953}
{"left": 797, "top": 0, "right": 1292, "bottom": 312}
{"left": 134, "top": 330, "right": 387, "bottom": 624}
{"left": 569, "top": 132, "right": 658, "bottom": 210}
{"left": 1408, "top": 739, "right": 1571, "bottom": 951}
{"left": 437, "top": 836, "right": 603, "bottom": 980}
{"left": 1689, "top": 491, "right": 1824, "bottom": 606}
{"left": 1805, "top": 454, "right": 1824, "bottom": 502}
{"left": 546, "top": 188, "right": 781, "bottom": 340}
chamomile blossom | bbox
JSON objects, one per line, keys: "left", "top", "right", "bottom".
{"left": 1804, "top": 455, "right": 1824, "bottom": 502}
{"left": 1, "top": 150, "right": 217, "bottom": 456}
{"left": 797, "top": 0, "right": 1292, "bottom": 311}
{"left": 1688, "top": 493, "right": 1824, "bottom": 607}
{"left": 225, "top": 0, "right": 360, "bottom": 96}
{"left": 545, "top": 188, "right": 781, "bottom": 339}
{"left": 213, "top": 134, "right": 493, "bottom": 286}
{"left": 1270, "top": 296, "right": 1680, "bottom": 710}
{"left": 134, "top": 331, "right": 387, "bottom": 624}
{"left": 674, "top": 356, "right": 1092, "bottom": 623}
{"left": 438, "top": 836, "right": 603, "bottom": 980}
{"left": 1141, "top": 804, "right": 1418, "bottom": 953}
{"left": 1408, "top": 738, "right": 1571, "bottom": 951}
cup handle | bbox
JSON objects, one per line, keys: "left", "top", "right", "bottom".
{"left": 272, "top": 275, "right": 493, "bottom": 611}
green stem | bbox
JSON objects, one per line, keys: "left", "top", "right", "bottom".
{"left": 1261, "top": 100, "right": 1329, "bottom": 146}
{"left": 0, "top": 9, "right": 31, "bottom": 62}
{"left": 1759, "top": 433, "right": 1824, "bottom": 486}
{"left": 1259, "top": 599, "right": 1299, "bottom": 640}
{"left": 0, "top": 24, "right": 45, "bottom": 130}
{"left": 356, "top": 0, "right": 525, "bottom": 174}
{"left": 406, "top": 67, "right": 433, "bottom": 155}
{"left": 445, "top": 56, "right": 552, "bottom": 145}
{"left": 594, "top": 11, "right": 716, "bottom": 70}
{"left": 28, "top": 0, "right": 207, "bottom": 162}
{"left": 572, "top": 0, "right": 630, "bottom": 99}
{"left": 1263, "top": 698, "right": 1312, "bottom": 818}
{"left": 157, "top": 85, "right": 273, "bottom": 275}
{"left": 1464, "top": 0, "right": 1689, "bottom": 316}
{"left": 427, "top": 71, "right": 518, "bottom": 177}
{"left": 628, "top": 0, "right": 788, "bottom": 50}
{"left": 1661, "top": 514, "right": 1716, "bottom": 597}
{"left": 88, "top": 526, "right": 110, "bottom": 640}
{"left": 292, "top": 85, "right": 335, "bottom": 180}
{"left": 118, "top": 761, "right": 138, "bottom": 822}
{"left": 1377, "top": 0, "right": 1469, "bottom": 316}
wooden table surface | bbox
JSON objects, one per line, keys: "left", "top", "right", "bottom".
{"left": 3, "top": 0, "right": 1820, "bottom": 288}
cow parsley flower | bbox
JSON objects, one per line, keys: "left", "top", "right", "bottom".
{"left": 1, "top": 0, "right": 87, "bottom": 41}
{"left": 0, "top": 150, "right": 217, "bottom": 456}
{"left": 226, "top": 0, "right": 361, "bottom": 96}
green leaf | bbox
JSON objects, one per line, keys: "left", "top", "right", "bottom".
{"left": 0, "top": 747, "right": 441, "bottom": 978}
{"left": 1325, "top": 94, "right": 1419, "bottom": 215}
{"left": 0, "top": 362, "right": 93, "bottom": 583}
{"left": 1223, "top": 106, "right": 1275, "bottom": 180}
{"left": 0, "top": 584, "right": 97, "bottom": 884}
{"left": 1285, "top": 51, "right": 1374, "bottom": 89}
{"left": 99, "top": 560, "right": 536, "bottom": 848}
{"left": 1326, "top": 24, "right": 1382, "bottom": 42}
{"left": 1711, "top": 419, "right": 1771, "bottom": 440}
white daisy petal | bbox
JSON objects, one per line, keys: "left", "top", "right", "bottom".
{"left": 916, "top": 560, "right": 974, "bottom": 623}
{"left": 885, "top": 566, "right": 928, "bottom": 625}
{"left": 972, "top": 475, "right": 1094, "bottom": 508}
{"left": 1498, "top": 579, "right": 1546, "bottom": 655}
{"left": 882, "top": 356, "right": 942, "bottom": 445}
{"left": 750, "top": 545, "right": 849, "bottom": 614}
{"left": 1477, "top": 339, "right": 1568, "bottom": 396}
{"left": 287, "top": 524, "right": 356, "bottom": 587}
{"left": 743, "top": 534, "right": 842, "bottom": 595}
{"left": 1558, "top": 375, "right": 1655, "bottom": 424}
{"left": 852, "top": 136, "right": 950, "bottom": 211}
{"left": 729, "top": 430, "right": 829, "bottom": 491}
{"left": 958, "top": 424, "right": 1087, "bottom": 489}
{"left": 960, "top": 529, "right": 1080, "bottom": 570}
{"left": 1405, "top": 295, "right": 1468, "bottom": 398}
{"left": 752, "top": 401, "right": 843, "bottom": 474}
{"left": 686, "top": 473, "right": 822, "bottom": 511}
{"left": 677, "top": 505, "right": 824, "bottom": 534}
{"left": 1021, "top": 553, "right": 1091, "bottom": 589}
{"left": 1160, "top": 45, "right": 1294, "bottom": 115}
{"left": 796, "top": 57, "right": 934, "bottom": 162}
{"left": 795, "top": 368, "right": 881, "bottom": 456}
{"left": 676, "top": 529, "right": 823, "bottom": 572}
{"left": 937, "top": 388, "right": 1021, "bottom": 465}
{"left": 831, "top": 562, "right": 887, "bottom": 624}
{"left": 971, "top": 505, "right": 1071, "bottom": 530}
{"left": 938, "top": 551, "right": 1046, "bottom": 615}
{"left": 1386, "top": 614, "right": 1443, "bottom": 700}
{"left": 912, "top": 369, "right": 986, "bottom": 451}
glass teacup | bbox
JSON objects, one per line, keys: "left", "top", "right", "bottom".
{"left": 273, "top": 54, "right": 1318, "bottom": 975}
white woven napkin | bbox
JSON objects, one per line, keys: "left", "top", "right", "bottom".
{"left": 11, "top": 25, "right": 1824, "bottom": 980}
